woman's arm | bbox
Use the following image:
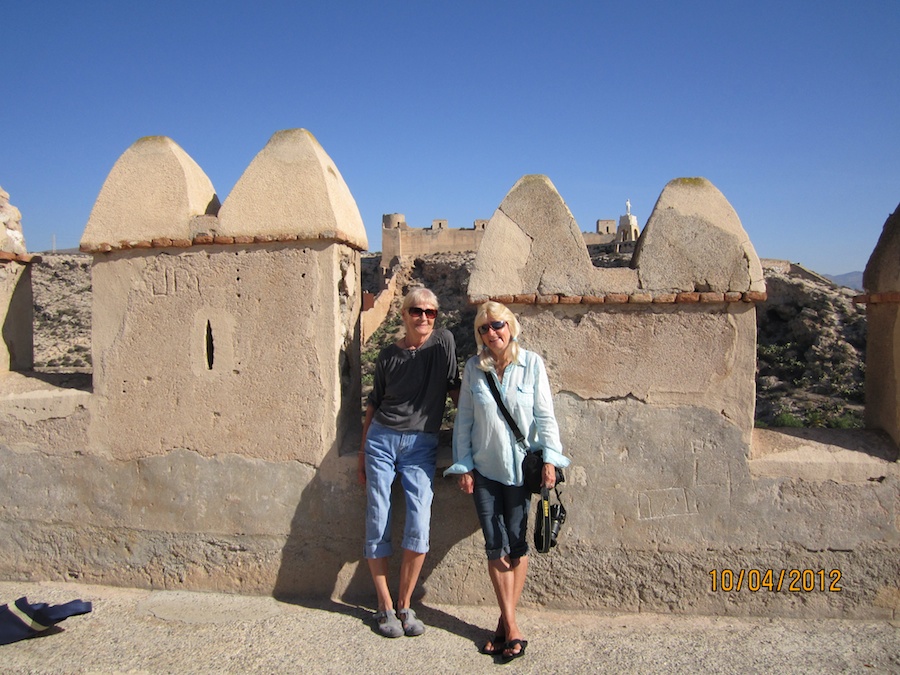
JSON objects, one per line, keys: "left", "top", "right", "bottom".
{"left": 444, "top": 362, "right": 476, "bottom": 477}
{"left": 531, "top": 353, "right": 570, "bottom": 471}
{"left": 358, "top": 403, "right": 376, "bottom": 485}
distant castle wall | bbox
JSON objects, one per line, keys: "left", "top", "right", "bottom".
{"left": 380, "top": 212, "right": 631, "bottom": 270}
{"left": 1, "top": 151, "right": 898, "bottom": 618}
{"left": 380, "top": 214, "right": 487, "bottom": 271}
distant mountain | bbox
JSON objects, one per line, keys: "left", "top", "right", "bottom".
{"left": 824, "top": 271, "right": 863, "bottom": 291}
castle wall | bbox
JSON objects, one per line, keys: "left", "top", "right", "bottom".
{"left": 0, "top": 156, "right": 897, "bottom": 618}
{"left": 381, "top": 215, "right": 617, "bottom": 267}
{"left": 862, "top": 203, "right": 900, "bottom": 446}
{"left": 88, "top": 242, "right": 358, "bottom": 464}
{"left": 0, "top": 130, "right": 369, "bottom": 597}
{"left": 431, "top": 175, "right": 899, "bottom": 618}
{"left": 380, "top": 222, "right": 485, "bottom": 271}
{"left": 0, "top": 260, "right": 34, "bottom": 371}
{"left": 0, "top": 188, "right": 35, "bottom": 372}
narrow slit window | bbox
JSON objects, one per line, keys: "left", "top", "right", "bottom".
{"left": 205, "top": 320, "right": 214, "bottom": 370}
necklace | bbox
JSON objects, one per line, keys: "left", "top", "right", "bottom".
{"left": 403, "top": 336, "right": 425, "bottom": 351}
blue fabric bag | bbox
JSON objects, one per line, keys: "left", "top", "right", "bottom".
{"left": 0, "top": 596, "right": 92, "bottom": 645}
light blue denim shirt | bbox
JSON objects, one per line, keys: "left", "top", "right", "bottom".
{"left": 444, "top": 349, "right": 570, "bottom": 486}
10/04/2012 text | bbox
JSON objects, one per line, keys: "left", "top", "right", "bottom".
{"left": 709, "top": 569, "right": 842, "bottom": 592}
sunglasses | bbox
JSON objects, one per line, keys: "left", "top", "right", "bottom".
{"left": 408, "top": 306, "right": 438, "bottom": 319}
{"left": 478, "top": 320, "right": 507, "bottom": 335}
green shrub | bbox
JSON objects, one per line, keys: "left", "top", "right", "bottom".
{"left": 772, "top": 412, "right": 804, "bottom": 428}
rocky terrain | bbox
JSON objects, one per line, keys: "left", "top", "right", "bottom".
{"left": 31, "top": 251, "right": 867, "bottom": 428}
{"left": 31, "top": 254, "right": 92, "bottom": 371}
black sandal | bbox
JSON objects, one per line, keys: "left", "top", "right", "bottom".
{"left": 502, "top": 638, "right": 528, "bottom": 661}
{"left": 481, "top": 630, "right": 506, "bottom": 655}
{"left": 481, "top": 619, "right": 506, "bottom": 655}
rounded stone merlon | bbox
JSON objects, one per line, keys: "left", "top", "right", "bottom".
{"left": 80, "top": 137, "right": 218, "bottom": 250}
{"left": 217, "top": 129, "right": 368, "bottom": 251}
{"left": 469, "top": 175, "right": 597, "bottom": 298}
{"left": 632, "top": 177, "right": 765, "bottom": 293}
{"left": 863, "top": 203, "right": 900, "bottom": 293}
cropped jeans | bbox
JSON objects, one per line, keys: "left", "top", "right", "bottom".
{"left": 472, "top": 469, "right": 531, "bottom": 560}
{"left": 364, "top": 421, "right": 439, "bottom": 559}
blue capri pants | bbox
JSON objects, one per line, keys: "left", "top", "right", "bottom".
{"left": 364, "top": 421, "right": 439, "bottom": 559}
{"left": 472, "top": 469, "right": 532, "bottom": 560}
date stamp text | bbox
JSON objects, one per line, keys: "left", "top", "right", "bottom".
{"left": 709, "top": 569, "right": 842, "bottom": 592}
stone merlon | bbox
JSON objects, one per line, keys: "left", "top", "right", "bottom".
{"left": 468, "top": 175, "right": 766, "bottom": 302}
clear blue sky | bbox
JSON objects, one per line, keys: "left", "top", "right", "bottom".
{"left": 4, "top": 1, "right": 898, "bottom": 274}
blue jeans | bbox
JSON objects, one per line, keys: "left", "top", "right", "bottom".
{"left": 472, "top": 470, "right": 532, "bottom": 560}
{"left": 364, "top": 421, "right": 439, "bottom": 558}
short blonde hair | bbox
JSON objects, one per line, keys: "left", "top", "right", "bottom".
{"left": 474, "top": 301, "right": 521, "bottom": 371}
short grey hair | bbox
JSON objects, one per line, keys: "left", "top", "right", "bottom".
{"left": 401, "top": 287, "right": 439, "bottom": 312}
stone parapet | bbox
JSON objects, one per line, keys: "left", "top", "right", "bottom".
{"left": 468, "top": 175, "right": 766, "bottom": 301}
{"left": 2, "top": 149, "right": 898, "bottom": 619}
{"left": 862, "top": 203, "right": 900, "bottom": 447}
{"left": 81, "top": 130, "right": 367, "bottom": 254}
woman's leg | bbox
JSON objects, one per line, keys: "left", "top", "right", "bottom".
{"left": 501, "top": 483, "right": 532, "bottom": 656}
{"left": 363, "top": 423, "right": 399, "bottom": 611}
{"left": 395, "top": 430, "right": 438, "bottom": 611}
{"left": 473, "top": 472, "right": 528, "bottom": 651}
{"left": 487, "top": 556, "right": 521, "bottom": 643}
{"left": 396, "top": 548, "right": 426, "bottom": 610}
{"left": 367, "top": 557, "right": 394, "bottom": 612}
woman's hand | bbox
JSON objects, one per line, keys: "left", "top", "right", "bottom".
{"left": 357, "top": 452, "right": 367, "bottom": 486}
{"left": 542, "top": 463, "right": 557, "bottom": 489}
{"left": 458, "top": 472, "right": 474, "bottom": 494}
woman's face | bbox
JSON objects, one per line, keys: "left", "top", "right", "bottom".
{"left": 403, "top": 302, "right": 437, "bottom": 342}
{"left": 479, "top": 314, "right": 511, "bottom": 360}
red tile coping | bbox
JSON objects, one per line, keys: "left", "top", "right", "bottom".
{"left": 0, "top": 251, "right": 41, "bottom": 264}
{"left": 854, "top": 293, "right": 900, "bottom": 304}
{"left": 79, "top": 230, "right": 367, "bottom": 253}
{"left": 469, "top": 291, "right": 768, "bottom": 305}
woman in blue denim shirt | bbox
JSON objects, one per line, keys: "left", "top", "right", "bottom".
{"left": 444, "top": 301, "right": 569, "bottom": 661}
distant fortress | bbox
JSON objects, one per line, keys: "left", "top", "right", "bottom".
{"left": 379, "top": 201, "right": 641, "bottom": 271}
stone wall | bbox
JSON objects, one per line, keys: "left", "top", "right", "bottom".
{"left": 432, "top": 175, "right": 899, "bottom": 618}
{"left": 380, "top": 214, "right": 486, "bottom": 272}
{"left": 0, "top": 150, "right": 897, "bottom": 619}
{"left": 0, "top": 187, "right": 36, "bottom": 371}
{"left": 0, "top": 130, "right": 369, "bottom": 596}
{"left": 380, "top": 213, "right": 620, "bottom": 270}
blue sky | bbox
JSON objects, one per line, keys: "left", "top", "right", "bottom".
{"left": 4, "top": 1, "right": 898, "bottom": 274}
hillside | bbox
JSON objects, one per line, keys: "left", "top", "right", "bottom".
{"left": 31, "top": 252, "right": 867, "bottom": 428}
{"left": 31, "top": 254, "right": 92, "bottom": 370}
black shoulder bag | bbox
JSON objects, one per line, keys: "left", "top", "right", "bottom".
{"left": 484, "top": 371, "right": 567, "bottom": 554}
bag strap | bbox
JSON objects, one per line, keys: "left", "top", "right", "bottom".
{"left": 537, "top": 487, "right": 552, "bottom": 553}
{"left": 485, "top": 370, "right": 525, "bottom": 444}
